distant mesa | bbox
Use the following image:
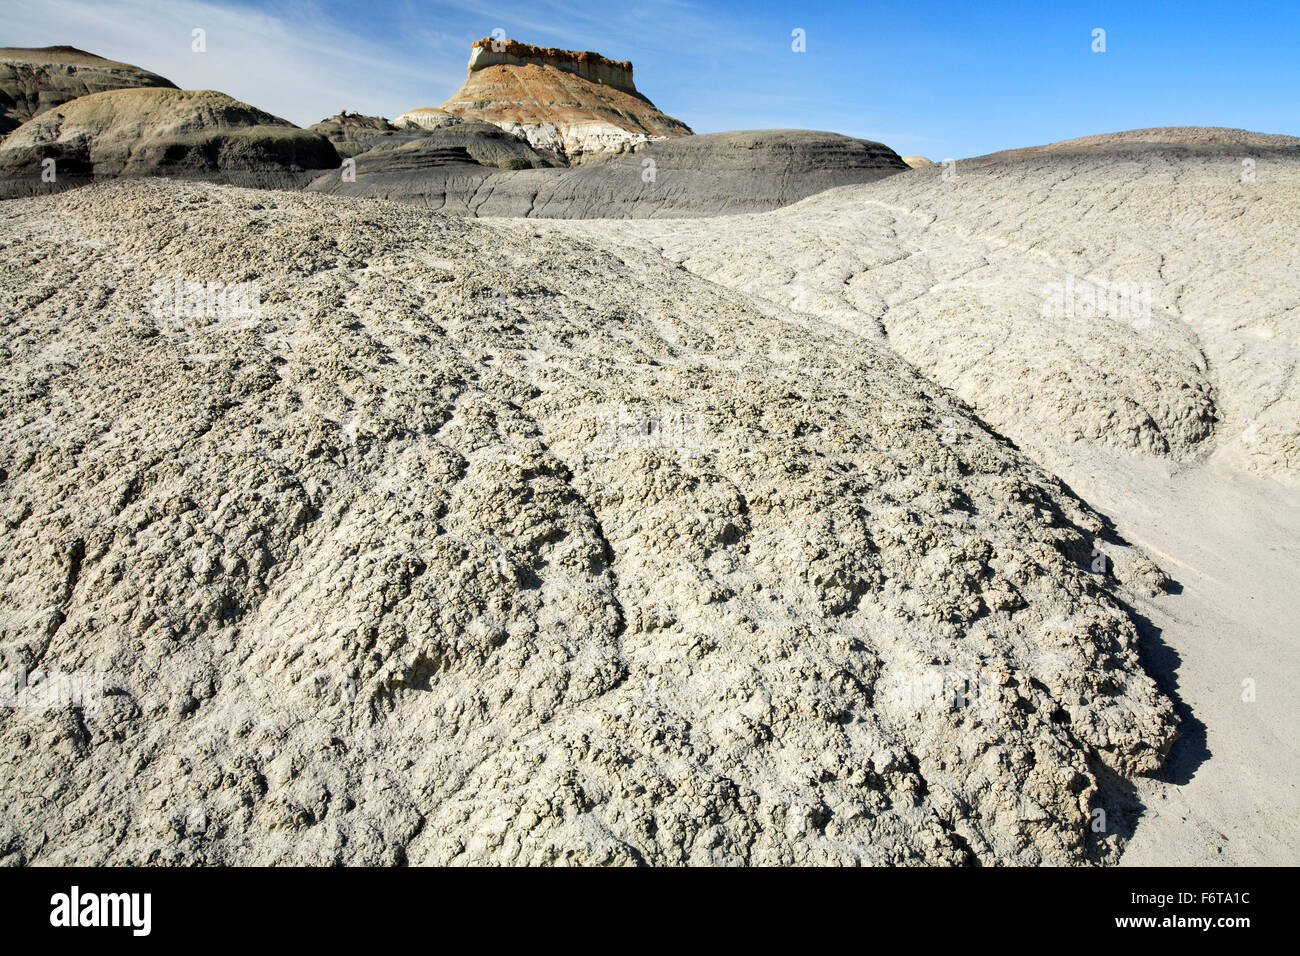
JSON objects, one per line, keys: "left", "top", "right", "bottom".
{"left": 902, "top": 155, "right": 933, "bottom": 167}
{"left": 0, "top": 45, "right": 177, "bottom": 134}
{"left": 432, "top": 37, "right": 693, "bottom": 162}
{"left": 0, "top": 87, "right": 339, "bottom": 197}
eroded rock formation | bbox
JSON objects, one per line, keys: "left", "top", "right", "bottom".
{"left": 308, "top": 112, "right": 411, "bottom": 159}
{"left": 434, "top": 38, "right": 692, "bottom": 162}
{"left": 0, "top": 88, "right": 340, "bottom": 196}
{"left": 0, "top": 45, "right": 176, "bottom": 134}
{"left": 392, "top": 108, "right": 462, "bottom": 131}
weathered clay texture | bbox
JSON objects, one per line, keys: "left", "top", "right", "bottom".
{"left": 0, "top": 180, "right": 1177, "bottom": 865}
{"left": 583, "top": 130, "right": 1299, "bottom": 483}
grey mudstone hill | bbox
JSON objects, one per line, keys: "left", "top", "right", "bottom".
{"left": 978, "top": 125, "right": 1300, "bottom": 162}
{"left": 308, "top": 110, "right": 565, "bottom": 170}
{"left": 306, "top": 129, "right": 908, "bottom": 217}
{"left": 0, "top": 45, "right": 176, "bottom": 134}
{"left": 311, "top": 112, "right": 564, "bottom": 170}
{"left": 0, "top": 87, "right": 340, "bottom": 197}
{"left": 0, "top": 179, "right": 1178, "bottom": 865}
{"left": 307, "top": 112, "right": 420, "bottom": 159}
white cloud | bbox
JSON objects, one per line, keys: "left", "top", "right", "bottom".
{"left": 4, "top": 0, "right": 465, "bottom": 126}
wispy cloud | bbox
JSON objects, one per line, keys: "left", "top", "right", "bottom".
{"left": 433, "top": 0, "right": 765, "bottom": 60}
{"left": 4, "top": 0, "right": 464, "bottom": 126}
{"left": 5, "top": 1, "right": 1296, "bottom": 159}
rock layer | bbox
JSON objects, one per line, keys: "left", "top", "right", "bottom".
{"left": 436, "top": 38, "right": 692, "bottom": 161}
{"left": 308, "top": 129, "right": 907, "bottom": 217}
{"left": 467, "top": 39, "right": 640, "bottom": 96}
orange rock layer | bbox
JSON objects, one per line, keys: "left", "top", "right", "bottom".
{"left": 438, "top": 39, "right": 691, "bottom": 162}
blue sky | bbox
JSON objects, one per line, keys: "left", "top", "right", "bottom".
{"left": 7, "top": 0, "right": 1299, "bottom": 157}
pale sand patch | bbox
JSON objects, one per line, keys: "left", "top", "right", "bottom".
{"left": 1042, "top": 447, "right": 1300, "bottom": 865}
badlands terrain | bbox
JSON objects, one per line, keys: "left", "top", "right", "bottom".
{"left": 0, "top": 42, "right": 1296, "bottom": 866}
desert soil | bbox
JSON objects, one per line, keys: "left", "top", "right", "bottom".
{"left": 0, "top": 130, "right": 1295, "bottom": 864}
{"left": 557, "top": 136, "right": 1299, "bottom": 863}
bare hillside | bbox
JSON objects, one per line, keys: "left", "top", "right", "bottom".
{"left": 0, "top": 180, "right": 1176, "bottom": 865}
